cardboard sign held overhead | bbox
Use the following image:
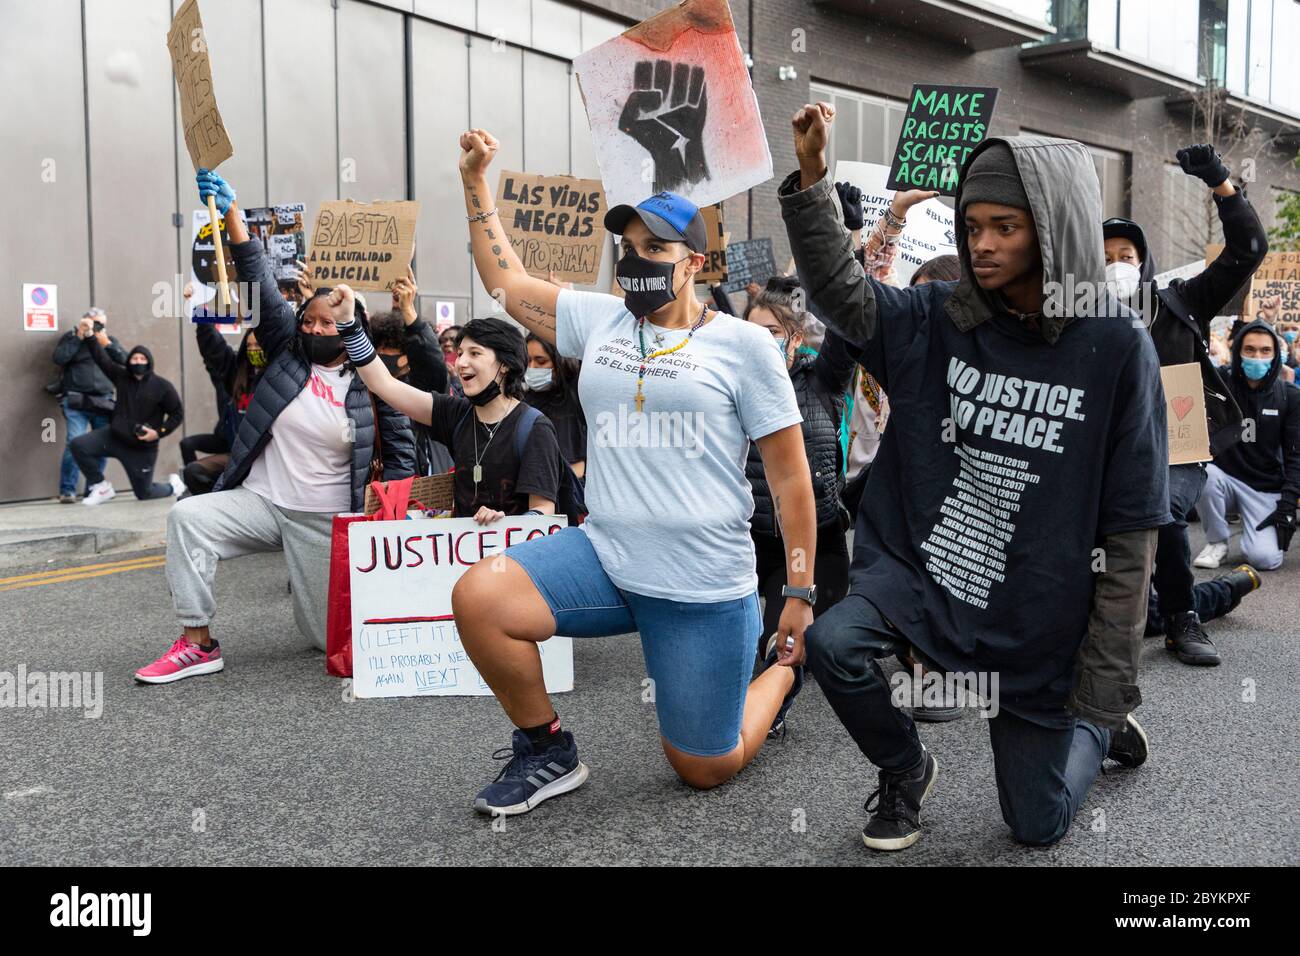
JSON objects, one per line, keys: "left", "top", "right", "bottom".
{"left": 495, "top": 172, "right": 607, "bottom": 284}
{"left": 307, "top": 200, "right": 420, "bottom": 293}
{"left": 1160, "top": 363, "right": 1212, "bottom": 465}
{"left": 574, "top": 0, "right": 772, "bottom": 211}
{"left": 167, "top": 0, "right": 233, "bottom": 173}
{"left": 1209, "top": 244, "right": 1300, "bottom": 319}
{"left": 888, "top": 85, "right": 998, "bottom": 196}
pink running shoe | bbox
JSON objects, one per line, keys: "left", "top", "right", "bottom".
{"left": 134, "top": 637, "right": 224, "bottom": 684}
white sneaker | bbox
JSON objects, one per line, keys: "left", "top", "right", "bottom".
{"left": 168, "top": 472, "right": 187, "bottom": 497}
{"left": 82, "top": 481, "right": 116, "bottom": 506}
{"left": 1193, "top": 542, "right": 1229, "bottom": 569}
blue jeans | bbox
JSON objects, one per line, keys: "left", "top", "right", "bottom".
{"left": 806, "top": 592, "right": 1111, "bottom": 846}
{"left": 505, "top": 527, "right": 762, "bottom": 757}
{"left": 60, "top": 401, "right": 111, "bottom": 495}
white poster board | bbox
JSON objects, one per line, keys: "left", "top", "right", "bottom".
{"left": 1154, "top": 260, "right": 1204, "bottom": 289}
{"left": 349, "top": 516, "right": 574, "bottom": 698}
{"left": 833, "top": 161, "right": 958, "bottom": 285}
{"left": 23, "top": 283, "right": 57, "bottom": 331}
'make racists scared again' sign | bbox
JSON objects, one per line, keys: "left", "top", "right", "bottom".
{"left": 888, "top": 85, "right": 998, "bottom": 196}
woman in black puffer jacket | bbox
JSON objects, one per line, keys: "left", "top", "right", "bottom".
{"left": 745, "top": 277, "right": 855, "bottom": 656}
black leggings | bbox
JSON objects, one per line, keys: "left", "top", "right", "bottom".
{"left": 69, "top": 427, "right": 172, "bottom": 500}
{"left": 752, "top": 521, "right": 851, "bottom": 658}
{"left": 180, "top": 432, "right": 229, "bottom": 465}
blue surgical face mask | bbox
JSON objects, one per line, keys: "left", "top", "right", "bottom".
{"left": 1283, "top": 329, "right": 1298, "bottom": 344}
{"left": 1241, "top": 357, "right": 1272, "bottom": 381}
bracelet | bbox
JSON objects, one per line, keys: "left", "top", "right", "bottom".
{"left": 466, "top": 207, "right": 498, "bottom": 223}
{"left": 883, "top": 207, "right": 906, "bottom": 230}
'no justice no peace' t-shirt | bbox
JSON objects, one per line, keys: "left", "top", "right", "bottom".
{"left": 851, "top": 280, "right": 1170, "bottom": 726}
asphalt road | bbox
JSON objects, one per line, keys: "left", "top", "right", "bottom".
{"left": 1, "top": 523, "right": 1295, "bottom": 866}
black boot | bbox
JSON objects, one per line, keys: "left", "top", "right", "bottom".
{"left": 1216, "top": 564, "right": 1263, "bottom": 614}
{"left": 1165, "top": 611, "right": 1221, "bottom": 666}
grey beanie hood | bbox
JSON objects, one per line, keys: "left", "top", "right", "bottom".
{"left": 959, "top": 142, "right": 1031, "bottom": 214}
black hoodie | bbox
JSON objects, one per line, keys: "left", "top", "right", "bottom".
{"left": 1102, "top": 190, "right": 1266, "bottom": 455}
{"left": 88, "top": 340, "right": 184, "bottom": 449}
{"left": 1213, "top": 319, "right": 1300, "bottom": 504}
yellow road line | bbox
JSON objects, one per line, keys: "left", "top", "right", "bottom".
{"left": 0, "top": 558, "right": 165, "bottom": 592}
{"left": 0, "top": 554, "right": 164, "bottom": 585}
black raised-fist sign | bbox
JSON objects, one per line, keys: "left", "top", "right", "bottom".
{"left": 618, "top": 59, "right": 710, "bottom": 194}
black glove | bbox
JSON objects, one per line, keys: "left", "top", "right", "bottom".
{"left": 1176, "top": 144, "right": 1230, "bottom": 188}
{"left": 1256, "top": 504, "right": 1296, "bottom": 551}
{"left": 834, "top": 181, "right": 865, "bottom": 231}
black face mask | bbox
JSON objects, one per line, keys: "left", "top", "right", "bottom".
{"left": 616, "top": 250, "right": 689, "bottom": 318}
{"left": 300, "top": 332, "right": 344, "bottom": 365}
{"left": 379, "top": 354, "right": 407, "bottom": 378}
{"left": 467, "top": 377, "right": 503, "bottom": 407}
{"left": 129, "top": 364, "right": 149, "bottom": 379}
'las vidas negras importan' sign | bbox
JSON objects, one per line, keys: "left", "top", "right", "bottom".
{"left": 887, "top": 84, "right": 998, "bottom": 196}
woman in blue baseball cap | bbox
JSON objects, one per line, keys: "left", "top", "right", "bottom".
{"left": 433, "top": 126, "right": 818, "bottom": 817}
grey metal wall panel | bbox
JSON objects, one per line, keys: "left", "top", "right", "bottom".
{"left": 477, "top": 0, "right": 532, "bottom": 47}
{"left": 569, "top": 70, "right": 599, "bottom": 179}
{"left": 414, "top": 0, "right": 475, "bottom": 30}
{"left": 0, "top": 0, "right": 92, "bottom": 500}
{"left": 523, "top": 52, "right": 571, "bottom": 174}
{"left": 411, "top": 18, "right": 471, "bottom": 319}
{"left": 531, "top": 0, "right": 582, "bottom": 59}
{"left": 469, "top": 36, "right": 522, "bottom": 317}
{"left": 85, "top": 0, "right": 186, "bottom": 488}
{"left": 265, "top": 0, "right": 338, "bottom": 243}
{"left": 337, "top": 0, "right": 408, "bottom": 206}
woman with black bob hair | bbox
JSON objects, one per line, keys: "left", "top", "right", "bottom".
{"left": 331, "top": 307, "right": 563, "bottom": 525}
{"left": 133, "top": 168, "right": 416, "bottom": 685}
{"left": 743, "top": 274, "right": 856, "bottom": 657}
{"left": 523, "top": 332, "right": 586, "bottom": 479}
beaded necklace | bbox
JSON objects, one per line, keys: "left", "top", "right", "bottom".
{"left": 634, "top": 303, "right": 708, "bottom": 413}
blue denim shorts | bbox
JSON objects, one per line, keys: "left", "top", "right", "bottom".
{"left": 505, "top": 527, "right": 761, "bottom": 757}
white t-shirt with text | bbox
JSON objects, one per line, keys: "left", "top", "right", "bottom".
{"left": 557, "top": 289, "right": 802, "bottom": 602}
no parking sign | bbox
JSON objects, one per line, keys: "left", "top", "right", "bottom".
{"left": 23, "top": 284, "right": 57, "bottom": 332}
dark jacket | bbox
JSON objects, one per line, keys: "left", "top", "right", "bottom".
{"left": 1213, "top": 319, "right": 1300, "bottom": 505}
{"left": 401, "top": 317, "right": 450, "bottom": 475}
{"left": 212, "top": 238, "right": 416, "bottom": 511}
{"left": 53, "top": 330, "right": 127, "bottom": 403}
{"left": 779, "top": 135, "right": 1168, "bottom": 731}
{"left": 87, "top": 341, "right": 184, "bottom": 449}
{"left": 1104, "top": 193, "right": 1266, "bottom": 455}
{"left": 747, "top": 332, "right": 855, "bottom": 534}
{"left": 195, "top": 324, "right": 261, "bottom": 447}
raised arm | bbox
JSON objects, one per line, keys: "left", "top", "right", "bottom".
{"left": 86, "top": 333, "right": 126, "bottom": 386}
{"left": 393, "top": 267, "right": 448, "bottom": 394}
{"left": 327, "top": 283, "right": 437, "bottom": 426}
{"left": 458, "top": 129, "right": 561, "bottom": 344}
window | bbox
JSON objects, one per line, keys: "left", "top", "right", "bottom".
{"left": 1199, "top": 0, "right": 1228, "bottom": 86}
{"left": 1161, "top": 162, "right": 1222, "bottom": 265}
{"left": 1089, "top": 144, "right": 1129, "bottom": 220}
{"left": 809, "top": 82, "right": 907, "bottom": 169}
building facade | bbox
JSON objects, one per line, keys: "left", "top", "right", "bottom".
{"left": 2, "top": 0, "right": 1298, "bottom": 502}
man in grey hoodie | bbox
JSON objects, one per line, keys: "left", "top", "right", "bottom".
{"left": 780, "top": 103, "right": 1170, "bottom": 850}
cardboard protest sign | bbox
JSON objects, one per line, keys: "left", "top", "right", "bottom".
{"left": 244, "top": 203, "right": 307, "bottom": 282}
{"left": 1212, "top": 245, "right": 1300, "bottom": 318}
{"left": 495, "top": 172, "right": 606, "bottom": 284}
{"left": 696, "top": 203, "right": 727, "bottom": 285}
{"left": 167, "top": 0, "right": 233, "bottom": 173}
{"left": 307, "top": 200, "right": 420, "bottom": 293}
{"left": 349, "top": 516, "right": 574, "bottom": 698}
{"left": 888, "top": 85, "right": 997, "bottom": 196}
{"left": 188, "top": 209, "right": 241, "bottom": 330}
{"left": 1160, "top": 363, "right": 1212, "bottom": 465}
{"left": 22, "top": 284, "right": 57, "bottom": 332}
{"left": 720, "top": 238, "right": 776, "bottom": 294}
{"left": 574, "top": 0, "right": 772, "bottom": 211}
{"left": 834, "top": 160, "right": 958, "bottom": 284}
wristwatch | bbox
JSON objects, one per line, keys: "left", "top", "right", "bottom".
{"left": 781, "top": 584, "right": 818, "bottom": 606}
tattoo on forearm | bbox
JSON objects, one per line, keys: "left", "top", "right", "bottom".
{"left": 491, "top": 244, "right": 502, "bottom": 256}
{"left": 519, "top": 299, "right": 556, "bottom": 330}
{"left": 497, "top": 259, "right": 510, "bottom": 270}
{"left": 470, "top": 189, "right": 481, "bottom": 210}
{"left": 486, "top": 228, "right": 496, "bottom": 240}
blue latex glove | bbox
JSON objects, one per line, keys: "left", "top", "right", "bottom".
{"left": 196, "top": 168, "right": 236, "bottom": 215}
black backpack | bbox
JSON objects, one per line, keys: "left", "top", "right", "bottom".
{"left": 454, "top": 403, "right": 587, "bottom": 526}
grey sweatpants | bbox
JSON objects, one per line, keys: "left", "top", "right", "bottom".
{"left": 1197, "top": 463, "right": 1286, "bottom": 571}
{"left": 166, "top": 486, "right": 335, "bottom": 649}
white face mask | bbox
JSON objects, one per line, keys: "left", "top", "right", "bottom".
{"left": 524, "top": 367, "right": 553, "bottom": 390}
{"left": 1105, "top": 260, "right": 1141, "bottom": 299}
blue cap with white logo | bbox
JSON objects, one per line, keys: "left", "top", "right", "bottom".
{"left": 604, "top": 191, "right": 708, "bottom": 253}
